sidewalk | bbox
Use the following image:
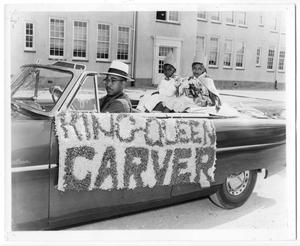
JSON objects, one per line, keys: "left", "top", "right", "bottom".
{"left": 96, "top": 87, "right": 285, "bottom": 118}
{"left": 117, "top": 87, "right": 286, "bottom": 102}
{"left": 219, "top": 90, "right": 285, "bottom": 102}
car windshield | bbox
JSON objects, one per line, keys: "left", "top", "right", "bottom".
{"left": 11, "top": 66, "right": 73, "bottom": 112}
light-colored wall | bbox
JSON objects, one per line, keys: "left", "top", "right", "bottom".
{"left": 135, "top": 11, "right": 198, "bottom": 80}
{"left": 10, "top": 11, "right": 286, "bottom": 87}
{"left": 10, "top": 11, "right": 134, "bottom": 76}
{"left": 196, "top": 11, "right": 285, "bottom": 83}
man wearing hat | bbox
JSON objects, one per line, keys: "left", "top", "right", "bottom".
{"left": 99, "top": 60, "right": 134, "bottom": 113}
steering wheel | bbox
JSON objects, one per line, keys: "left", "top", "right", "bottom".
{"left": 49, "top": 85, "right": 63, "bottom": 104}
{"left": 48, "top": 85, "right": 80, "bottom": 110}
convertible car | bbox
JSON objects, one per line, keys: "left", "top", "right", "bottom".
{"left": 11, "top": 62, "right": 286, "bottom": 230}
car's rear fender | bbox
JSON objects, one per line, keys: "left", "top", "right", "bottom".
{"left": 213, "top": 118, "right": 286, "bottom": 184}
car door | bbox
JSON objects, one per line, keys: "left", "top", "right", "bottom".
{"left": 48, "top": 74, "right": 172, "bottom": 228}
{"left": 11, "top": 119, "right": 52, "bottom": 230}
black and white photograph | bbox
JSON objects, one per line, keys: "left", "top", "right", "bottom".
{"left": 1, "top": 1, "right": 298, "bottom": 245}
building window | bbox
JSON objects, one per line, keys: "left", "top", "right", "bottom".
{"left": 208, "top": 37, "right": 219, "bottom": 66}
{"left": 168, "top": 11, "right": 179, "bottom": 22}
{"left": 97, "top": 24, "right": 111, "bottom": 60}
{"left": 267, "top": 47, "right": 275, "bottom": 70}
{"left": 224, "top": 11, "right": 235, "bottom": 25}
{"left": 256, "top": 47, "right": 262, "bottom": 66}
{"left": 258, "top": 13, "right": 264, "bottom": 26}
{"left": 156, "top": 11, "right": 179, "bottom": 23}
{"left": 195, "top": 35, "right": 205, "bottom": 56}
{"left": 278, "top": 50, "right": 285, "bottom": 71}
{"left": 235, "top": 41, "right": 245, "bottom": 68}
{"left": 197, "top": 12, "right": 207, "bottom": 21}
{"left": 156, "top": 11, "right": 167, "bottom": 20}
{"left": 210, "top": 12, "right": 221, "bottom": 23}
{"left": 117, "top": 26, "right": 130, "bottom": 61}
{"left": 73, "top": 21, "right": 88, "bottom": 59}
{"left": 24, "top": 22, "right": 34, "bottom": 50}
{"left": 49, "top": 18, "right": 64, "bottom": 58}
{"left": 158, "top": 60, "right": 164, "bottom": 74}
{"left": 223, "top": 39, "right": 233, "bottom": 67}
{"left": 158, "top": 46, "right": 173, "bottom": 73}
{"left": 237, "top": 12, "right": 247, "bottom": 26}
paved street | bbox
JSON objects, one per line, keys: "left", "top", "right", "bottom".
{"left": 67, "top": 169, "right": 294, "bottom": 240}
{"left": 218, "top": 90, "right": 285, "bottom": 118}
{"left": 116, "top": 88, "right": 286, "bottom": 102}
{"left": 122, "top": 88, "right": 286, "bottom": 102}
{"left": 219, "top": 89, "right": 285, "bottom": 102}
{"left": 99, "top": 88, "right": 286, "bottom": 118}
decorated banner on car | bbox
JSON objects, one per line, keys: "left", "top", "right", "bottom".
{"left": 55, "top": 112, "right": 217, "bottom": 192}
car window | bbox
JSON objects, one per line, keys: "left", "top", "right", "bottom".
{"left": 11, "top": 66, "right": 73, "bottom": 112}
{"left": 69, "top": 75, "right": 97, "bottom": 112}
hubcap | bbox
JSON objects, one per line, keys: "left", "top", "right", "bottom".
{"left": 226, "top": 170, "right": 250, "bottom": 196}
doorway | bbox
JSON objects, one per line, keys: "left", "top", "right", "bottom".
{"left": 152, "top": 36, "right": 182, "bottom": 85}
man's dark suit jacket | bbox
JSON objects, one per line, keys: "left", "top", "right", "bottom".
{"left": 100, "top": 92, "right": 132, "bottom": 113}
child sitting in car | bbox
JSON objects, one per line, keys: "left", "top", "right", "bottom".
{"left": 137, "top": 52, "right": 192, "bottom": 113}
{"left": 186, "top": 55, "right": 222, "bottom": 110}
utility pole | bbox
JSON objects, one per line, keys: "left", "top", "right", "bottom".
{"left": 131, "top": 12, "right": 138, "bottom": 87}
{"left": 274, "top": 13, "right": 281, "bottom": 90}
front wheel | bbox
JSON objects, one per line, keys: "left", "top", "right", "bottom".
{"left": 209, "top": 170, "right": 257, "bottom": 209}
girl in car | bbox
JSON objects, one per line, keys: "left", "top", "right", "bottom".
{"left": 186, "top": 55, "right": 222, "bottom": 110}
{"left": 137, "top": 52, "right": 193, "bottom": 113}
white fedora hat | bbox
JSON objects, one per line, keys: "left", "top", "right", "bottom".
{"left": 163, "top": 51, "right": 177, "bottom": 69}
{"left": 100, "top": 60, "right": 134, "bottom": 81}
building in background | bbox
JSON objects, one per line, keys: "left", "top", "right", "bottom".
{"left": 10, "top": 11, "right": 135, "bottom": 79}
{"left": 194, "top": 11, "right": 286, "bottom": 89}
{"left": 10, "top": 11, "right": 286, "bottom": 89}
